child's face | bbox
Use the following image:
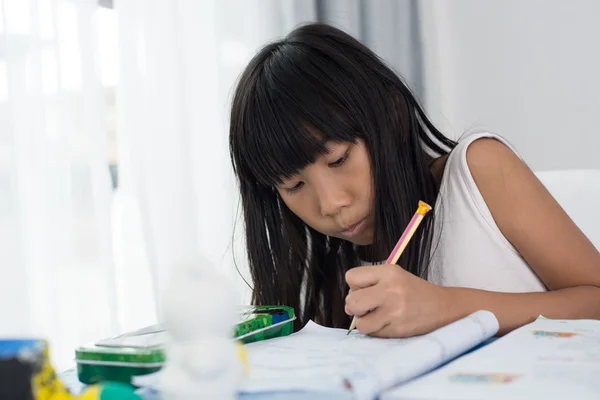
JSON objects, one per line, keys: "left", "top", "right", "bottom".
{"left": 276, "top": 139, "right": 374, "bottom": 245}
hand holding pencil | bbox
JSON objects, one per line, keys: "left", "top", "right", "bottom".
{"left": 345, "top": 201, "right": 445, "bottom": 338}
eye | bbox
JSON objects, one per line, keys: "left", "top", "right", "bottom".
{"left": 329, "top": 150, "right": 350, "bottom": 167}
{"left": 284, "top": 181, "right": 304, "bottom": 194}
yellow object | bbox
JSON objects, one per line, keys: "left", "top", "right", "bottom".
{"left": 77, "top": 386, "right": 101, "bottom": 400}
{"left": 29, "top": 340, "right": 136, "bottom": 400}
{"left": 416, "top": 200, "right": 432, "bottom": 216}
{"left": 31, "top": 341, "right": 76, "bottom": 400}
{"left": 237, "top": 341, "right": 249, "bottom": 376}
{"left": 1, "top": 338, "right": 140, "bottom": 400}
{"left": 417, "top": 201, "right": 431, "bottom": 216}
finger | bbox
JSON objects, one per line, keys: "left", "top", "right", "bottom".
{"left": 345, "top": 285, "right": 384, "bottom": 317}
{"left": 354, "top": 308, "right": 389, "bottom": 336}
{"left": 345, "top": 266, "right": 382, "bottom": 290}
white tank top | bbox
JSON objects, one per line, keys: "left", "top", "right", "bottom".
{"left": 427, "top": 132, "right": 547, "bottom": 292}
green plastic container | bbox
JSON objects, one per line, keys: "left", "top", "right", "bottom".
{"left": 236, "top": 305, "right": 295, "bottom": 344}
{"left": 75, "top": 344, "right": 164, "bottom": 385}
{"left": 75, "top": 305, "right": 295, "bottom": 385}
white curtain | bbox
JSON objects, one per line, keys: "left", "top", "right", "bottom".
{"left": 0, "top": 0, "right": 426, "bottom": 370}
{"left": 0, "top": 0, "right": 118, "bottom": 369}
{"left": 113, "top": 0, "right": 316, "bottom": 320}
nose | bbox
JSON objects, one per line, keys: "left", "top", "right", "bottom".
{"left": 314, "top": 179, "right": 351, "bottom": 217}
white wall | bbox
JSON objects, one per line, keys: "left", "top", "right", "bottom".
{"left": 420, "top": 0, "right": 600, "bottom": 171}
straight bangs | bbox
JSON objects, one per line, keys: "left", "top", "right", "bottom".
{"left": 231, "top": 42, "right": 366, "bottom": 188}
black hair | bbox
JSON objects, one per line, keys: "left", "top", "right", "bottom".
{"left": 229, "top": 23, "right": 455, "bottom": 331}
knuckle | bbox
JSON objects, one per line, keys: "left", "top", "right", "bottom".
{"left": 386, "top": 284, "right": 403, "bottom": 300}
{"left": 345, "top": 270, "right": 353, "bottom": 283}
{"left": 390, "top": 265, "right": 403, "bottom": 278}
{"left": 383, "top": 264, "right": 395, "bottom": 275}
{"left": 395, "top": 296, "right": 408, "bottom": 313}
{"left": 345, "top": 267, "right": 360, "bottom": 284}
{"left": 344, "top": 305, "right": 352, "bottom": 316}
{"left": 392, "top": 303, "right": 406, "bottom": 320}
{"left": 346, "top": 293, "right": 360, "bottom": 310}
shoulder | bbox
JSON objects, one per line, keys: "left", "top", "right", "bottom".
{"left": 439, "top": 133, "right": 526, "bottom": 197}
{"left": 463, "top": 136, "right": 535, "bottom": 235}
{"left": 465, "top": 136, "right": 520, "bottom": 167}
{"left": 465, "top": 137, "right": 524, "bottom": 185}
{"left": 463, "top": 136, "right": 600, "bottom": 290}
{"left": 463, "top": 136, "right": 538, "bottom": 217}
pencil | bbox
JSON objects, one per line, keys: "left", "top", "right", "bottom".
{"left": 347, "top": 200, "right": 432, "bottom": 334}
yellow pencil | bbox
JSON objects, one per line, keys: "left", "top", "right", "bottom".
{"left": 347, "top": 200, "right": 432, "bottom": 334}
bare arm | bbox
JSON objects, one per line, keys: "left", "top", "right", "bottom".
{"left": 440, "top": 138, "right": 600, "bottom": 335}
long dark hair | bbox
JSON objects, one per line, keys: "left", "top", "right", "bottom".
{"left": 229, "top": 23, "right": 455, "bottom": 331}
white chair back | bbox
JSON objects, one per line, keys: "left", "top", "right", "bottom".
{"left": 536, "top": 169, "right": 600, "bottom": 250}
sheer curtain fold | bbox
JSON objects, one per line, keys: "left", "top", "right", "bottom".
{"left": 114, "top": 0, "right": 318, "bottom": 319}
{"left": 0, "top": 0, "right": 118, "bottom": 369}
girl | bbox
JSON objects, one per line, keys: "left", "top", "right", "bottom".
{"left": 229, "top": 23, "right": 600, "bottom": 337}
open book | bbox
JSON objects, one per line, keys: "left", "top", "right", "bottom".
{"left": 383, "top": 315, "right": 600, "bottom": 400}
{"left": 240, "top": 310, "right": 498, "bottom": 399}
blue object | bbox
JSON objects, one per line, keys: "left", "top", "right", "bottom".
{"left": 270, "top": 311, "right": 288, "bottom": 325}
{"left": 0, "top": 339, "right": 44, "bottom": 360}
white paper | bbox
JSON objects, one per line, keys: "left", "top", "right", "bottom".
{"left": 95, "top": 325, "right": 167, "bottom": 348}
{"left": 240, "top": 310, "right": 498, "bottom": 399}
{"left": 384, "top": 317, "right": 600, "bottom": 400}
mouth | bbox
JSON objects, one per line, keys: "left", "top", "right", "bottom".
{"left": 339, "top": 218, "right": 367, "bottom": 239}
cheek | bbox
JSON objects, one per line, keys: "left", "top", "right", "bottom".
{"left": 365, "top": 167, "right": 374, "bottom": 205}
{"left": 348, "top": 146, "right": 374, "bottom": 203}
{"left": 278, "top": 192, "right": 317, "bottom": 224}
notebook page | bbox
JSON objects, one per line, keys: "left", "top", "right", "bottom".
{"left": 95, "top": 330, "right": 167, "bottom": 348}
{"left": 239, "top": 310, "right": 498, "bottom": 398}
{"left": 344, "top": 310, "right": 499, "bottom": 399}
{"left": 384, "top": 316, "right": 600, "bottom": 400}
